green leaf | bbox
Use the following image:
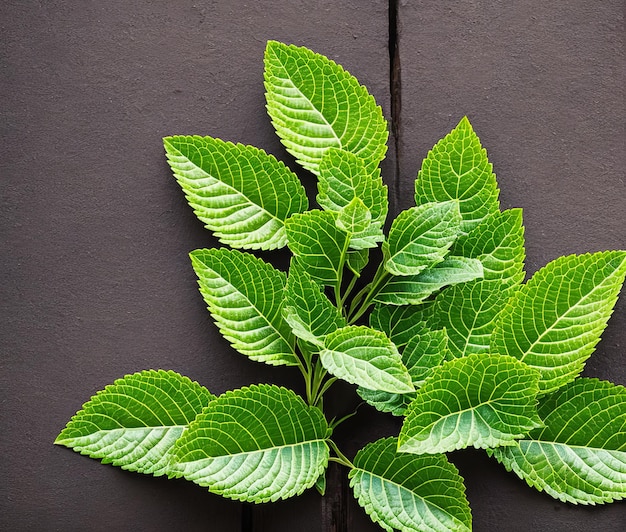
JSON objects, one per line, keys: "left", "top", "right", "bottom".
{"left": 374, "top": 257, "right": 484, "bottom": 306}
{"left": 55, "top": 370, "right": 215, "bottom": 477}
{"left": 171, "top": 384, "right": 329, "bottom": 503}
{"left": 453, "top": 209, "right": 525, "bottom": 286}
{"left": 398, "top": 354, "right": 542, "bottom": 454}
{"left": 347, "top": 248, "right": 370, "bottom": 276}
{"left": 283, "top": 261, "right": 347, "bottom": 346}
{"left": 491, "top": 251, "right": 626, "bottom": 394}
{"left": 285, "top": 210, "right": 350, "bottom": 286}
{"left": 384, "top": 201, "right": 462, "bottom": 276}
{"left": 320, "top": 326, "right": 415, "bottom": 393}
{"left": 317, "top": 147, "right": 388, "bottom": 248}
{"left": 264, "top": 41, "right": 388, "bottom": 175}
{"left": 432, "top": 280, "right": 514, "bottom": 359}
{"left": 164, "top": 136, "right": 307, "bottom": 250}
{"left": 336, "top": 197, "right": 372, "bottom": 235}
{"left": 415, "top": 116, "right": 500, "bottom": 232}
{"left": 370, "top": 304, "right": 429, "bottom": 349}
{"left": 358, "top": 328, "right": 449, "bottom": 416}
{"left": 190, "top": 248, "right": 297, "bottom": 366}
{"left": 490, "top": 378, "right": 626, "bottom": 504}
{"left": 349, "top": 437, "right": 472, "bottom": 532}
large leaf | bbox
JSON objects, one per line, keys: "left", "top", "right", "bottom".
{"left": 415, "top": 116, "right": 500, "bottom": 232}
{"left": 384, "top": 201, "right": 462, "bottom": 276}
{"left": 55, "top": 370, "right": 215, "bottom": 477}
{"left": 264, "top": 41, "right": 388, "bottom": 175}
{"left": 285, "top": 210, "right": 350, "bottom": 286}
{"left": 453, "top": 209, "right": 525, "bottom": 286}
{"left": 398, "top": 354, "right": 542, "bottom": 454}
{"left": 164, "top": 136, "right": 307, "bottom": 250}
{"left": 490, "top": 378, "right": 626, "bottom": 504}
{"left": 349, "top": 437, "right": 471, "bottom": 532}
{"left": 432, "top": 280, "right": 514, "bottom": 359}
{"left": 190, "top": 248, "right": 297, "bottom": 366}
{"left": 283, "top": 261, "right": 347, "bottom": 346}
{"left": 491, "top": 251, "right": 626, "bottom": 394}
{"left": 374, "top": 257, "right": 484, "bottom": 306}
{"left": 317, "top": 147, "right": 388, "bottom": 248}
{"left": 171, "top": 384, "right": 329, "bottom": 502}
{"left": 358, "top": 328, "right": 449, "bottom": 416}
{"left": 320, "top": 326, "right": 415, "bottom": 393}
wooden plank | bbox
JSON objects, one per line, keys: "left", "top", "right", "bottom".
{"left": 396, "top": 2, "right": 625, "bottom": 531}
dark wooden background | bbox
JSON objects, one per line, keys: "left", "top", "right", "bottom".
{"left": 2, "top": 1, "right": 624, "bottom": 530}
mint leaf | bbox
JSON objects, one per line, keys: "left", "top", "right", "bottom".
{"left": 374, "top": 256, "right": 483, "bottom": 306}
{"left": 415, "top": 116, "right": 500, "bottom": 232}
{"left": 55, "top": 370, "right": 215, "bottom": 477}
{"left": 164, "top": 136, "right": 307, "bottom": 250}
{"left": 264, "top": 41, "right": 388, "bottom": 175}
{"left": 349, "top": 437, "right": 471, "bottom": 532}
{"left": 399, "top": 354, "right": 542, "bottom": 454}
{"left": 491, "top": 251, "right": 626, "bottom": 394}
{"left": 285, "top": 210, "right": 350, "bottom": 286}
{"left": 320, "top": 326, "right": 415, "bottom": 393}
{"left": 453, "top": 209, "right": 525, "bottom": 286}
{"left": 171, "top": 384, "right": 329, "bottom": 503}
{"left": 190, "top": 248, "right": 297, "bottom": 366}
{"left": 283, "top": 261, "right": 347, "bottom": 347}
{"left": 384, "top": 201, "right": 462, "bottom": 276}
{"left": 490, "top": 378, "right": 626, "bottom": 504}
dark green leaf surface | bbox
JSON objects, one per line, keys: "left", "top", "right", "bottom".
{"left": 349, "top": 437, "right": 471, "bottom": 532}
{"left": 55, "top": 370, "right": 215, "bottom": 477}
{"left": 490, "top": 378, "right": 626, "bottom": 504}
{"left": 370, "top": 304, "right": 430, "bottom": 349}
{"left": 190, "top": 248, "right": 297, "bottom": 366}
{"left": 171, "top": 384, "right": 329, "bottom": 503}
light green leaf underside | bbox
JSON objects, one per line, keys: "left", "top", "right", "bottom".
{"left": 283, "top": 261, "right": 347, "bottom": 346}
{"left": 358, "top": 328, "right": 449, "bottom": 416}
{"left": 164, "top": 136, "right": 307, "bottom": 250}
{"left": 171, "top": 384, "right": 329, "bottom": 503}
{"left": 349, "top": 437, "right": 471, "bottom": 532}
{"left": 415, "top": 116, "right": 500, "bottom": 232}
{"left": 453, "top": 209, "right": 525, "bottom": 286}
{"left": 285, "top": 210, "right": 350, "bottom": 286}
{"left": 264, "top": 40, "right": 388, "bottom": 176}
{"left": 370, "top": 304, "right": 429, "bottom": 349}
{"left": 317, "top": 147, "right": 388, "bottom": 248}
{"left": 190, "top": 248, "right": 297, "bottom": 366}
{"left": 399, "top": 354, "right": 542, "bottom": 454}
{"left": 374, "top": 257, "right": 484, "bottom": 306}
{"left": 321, "top": 326, "right": 415, "bottom": 394}
{"left": 433, "top": 280, "right": 514, "bottom": 359}
{"left": 490, "top": 378, "right": 626, "bottom": 504}
{"left": 55, "top": 370, "right": 215, "bottom": 477}
{"left": 491, "top": 251, "right": 626, "bottom": 394}
{"left": 385, "top": 201, "right": 462, "bottom": 276}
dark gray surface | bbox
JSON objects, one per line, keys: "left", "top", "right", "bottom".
{"left": 2, "top": 0, "right": 625, "bottom": 530}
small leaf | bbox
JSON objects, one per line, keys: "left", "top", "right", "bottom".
{"left": 264, "top": 41, "right": 388, "bottom": 175}
{"left": 491, "top": 251, "right": 626, "bottom": 394}
{"left": 384, "top": 201, "right": 462, "bottom": 276}
{"left": 285, "top": 210, "right": 350, "bottom": 286}
{"left": 336, "top": 197, "right": 372, "bottom": 235}
{"left": 374, "top": 257, "right": 484, "bottom": 306}
{"left": 171, "top": 384, "right": 329, "bottom": 503}
{"left": 349, "top": 437, "right": 472, "bottom": 532}
{"left": 347, "top": 249, "right": 370, "bottom": 276}
{"left": 320, "top": 326, "right": 415, "bottom": 393}
{"left": 398, "top": 354, "right": 542, "bottom": 454}
{"left": 190, "top": 248, "right": 297, "bottom": 366}
{"left": 433, "top": 280, "right": 514, "bottom": 359}
{"left": 164, "top": 136, "right": 308, "bottom": 250}
{"left": 490, "top": 378, "right": 626, "bottom": 504}
{"left": 415, "top": 116, "right": 500, "bottom": 232}
{"left": 453, "top": 209, "right": 525, "bottom": 286}
{"left": 283, "top": 261, "right": 347, "bottom": 346}
{"left": 55, "top": 370, "right": 215, "bottom": 477}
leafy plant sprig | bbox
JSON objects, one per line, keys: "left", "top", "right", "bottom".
{"left": 56, "top": 41, "right": 626, "bottom": 531}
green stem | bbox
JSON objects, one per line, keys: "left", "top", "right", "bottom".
{"left": 328, "top": 439, "right": 354, "bottom": 469}
{"left": 347, "top": 261, "right": 390, "bottom": 324}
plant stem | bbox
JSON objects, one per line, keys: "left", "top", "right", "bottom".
{"left": 328, "top": 439, "right": 354, "bottom": 469}
{"left": 347, "top": 260, "right": 390, "bottom": 324}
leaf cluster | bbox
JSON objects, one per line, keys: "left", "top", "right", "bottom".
{"left": 56, "top": 41, "right": 626, "bottom": 531}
